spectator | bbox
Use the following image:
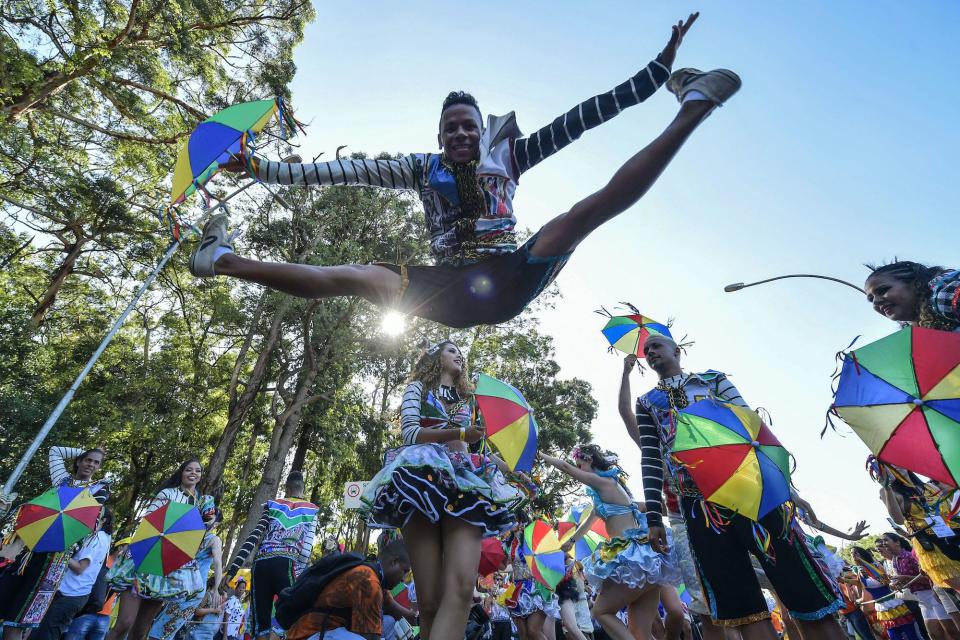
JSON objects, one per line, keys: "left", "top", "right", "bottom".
{"left": 285, "top": 539, "right": 411, "bottom": 640}
{"left": 883, "top": 533, "right": 953, "bottom": 640}
{"left": 33, "top": 509, "right": 114, "bottom": 640}
{"left": 65, "top": 537, "right": 129, "bottom": 640}
{"left": 222, "top": 586, "right": 246, "bottom": 640}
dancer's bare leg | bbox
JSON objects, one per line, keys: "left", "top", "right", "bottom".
{"left": 213, "top": 257, "right": 400, "bottom": 304}
{"left": 531, "top": 99, "right": 713, "bottom": 259}
{"left": 531, "top": 65, "right": 740, "bottom": 259}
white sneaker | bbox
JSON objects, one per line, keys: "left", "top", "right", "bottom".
{"left": 667, "top": 68, "right": 742, "bottom": 106}
{"left": 189, "top": 213, "right": 234, "bottom": 277}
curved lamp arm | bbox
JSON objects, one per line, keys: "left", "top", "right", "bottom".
{"left": 724, "top": 274, "right": 865, "bottom": 294}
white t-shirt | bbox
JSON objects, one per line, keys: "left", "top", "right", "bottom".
{"left": 60, "top": 531, "right": 111, "bottom": 597}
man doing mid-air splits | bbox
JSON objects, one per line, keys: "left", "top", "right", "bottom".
{"left": 190, "top": 13, "right": 740, "bottom": 329}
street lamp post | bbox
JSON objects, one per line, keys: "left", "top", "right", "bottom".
{"left": 724, "top": 274, "right": 866, "bottom": 295}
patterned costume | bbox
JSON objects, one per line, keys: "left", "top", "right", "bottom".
{"left": 580, "top": 469, "right": 679, "bottom": 591}
{"left": 148, "top": 532, "right": 219, "bottom": 640}
{"left": 226, "top": 496, "right": 318, "bottom": 638}
{"left": 109, "top": 489, "right": 216, "bottom": 600}
{"left": 859, "top": 574, "right": 923, "bottom": 640}
{"left": 361, "top": 382, "right": 521, "bottom": 535}
{"left": 0, "top": 446, "right": 111, "bottom": 630}
{"left": 637, "top": 372, "right": 841, "bottom": 626}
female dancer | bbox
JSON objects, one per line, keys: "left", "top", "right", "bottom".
{"left": 871, "top": 459, "right": 960, "bottom": 628}
{"left": 851, "top": 547, "right": 924, "bottom": 640}
{"left": 540, "top": 445, "right": 679, "bottom": 640}
{"left": 0, "top": 446, "right": 111, "bottom": 640}
{"left": 865, "top": 261, "right": 959, "bottom": 330}
{"left": 107, "top": 458, "right": 217, "bottom": 640}
{"left": 147, "top": 510, "right": 223, "bottom": 640}
{"left": 361, "top": 341, "right": 522, "bottom": 639}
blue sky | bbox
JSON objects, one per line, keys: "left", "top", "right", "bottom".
{"left": 285, "top": 1, "right": 959, "bottom": 545}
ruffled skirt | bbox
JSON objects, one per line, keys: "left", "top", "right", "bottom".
{"left": 913, "top": 538, "right": 960, "bottom": 587}
{"left": 107, "top": 550, "right": 205, "bottom": 601}
{"left": 361, "top": 444, "right": 521, "bottom": 537}
{"left": 509, "top": 578, "right": 560, "bottom": 619}
{"left": 874, "top": 601, "right": 916, "bottom": 629}
{"left": 583, "top": 527, "right": 681, "bottom": 590}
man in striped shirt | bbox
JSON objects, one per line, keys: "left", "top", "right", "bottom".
{"left": 191, "top": 14, "right": 742, "bottom": 329}
{"left": 622, "top": 336, "right": 845, "bottom": 638}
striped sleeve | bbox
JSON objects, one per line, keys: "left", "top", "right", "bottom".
{"left": 298, "top": 513, "right": 317, "bottom": 570}
{"left": 400, "top": 382, "right": 425, "bottom": 445}
{"left": 252, "top": 155, "right": 419, "bottom": 190}
{"left": 512, "top": 55, "right": 671, "bottom": 174}
{"left": 48, "top": 446, "right": 85, "bottom": 486}
{"left": 714, "top": 375, "right": 748, "bottom": 408}
{"left": 226, "top": 506, "right": 270, "bottom": 579}
{"left": 635, "top": 400, "right": 665, "bottom": 527}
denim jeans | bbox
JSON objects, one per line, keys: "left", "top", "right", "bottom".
{"left": 64, "top": 612, "right": 110, "bottom": 640}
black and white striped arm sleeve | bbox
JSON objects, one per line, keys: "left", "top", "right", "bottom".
{"left": 226, "top": 507, "right": 270, "bottom": 579}
{"left": 635, "top": 401, "right": 666, "bottom": 527}
{"left": 48, "top": 446, "right": 84, "bottom": 486}
{"left": 299, "top": 516, "right": 317, "bottom": 567}
{"left": 513, "top": 55, "right": 671, "bottom": 174}
{"left": 400, "top": 382, "right": 425, "bottom": 445}
{"left": 252, "top": 155, "right": 419, "bottom": 190}
{"left": 714, "top": 376, "right": 748, "bottom": 408}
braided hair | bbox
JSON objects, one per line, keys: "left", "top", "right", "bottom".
{"left": 573, "top": 444, "right": 633, "bottom": 497}
{"left": 867, "top": 261, "right": 958, "bottom": 331}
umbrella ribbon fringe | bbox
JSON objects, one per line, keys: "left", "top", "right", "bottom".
{"left": 751, "top": 521, "right": 775, "bottom": 562}
{"left": 276, "top": 96, "right": 307, "bottom": 138}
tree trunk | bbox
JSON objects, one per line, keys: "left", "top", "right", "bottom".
{"left": 221, "top": 422, "right": 262, "bottom": 562}
{"left": 29, "top": 237, "right": 89, "bottom": 327}
{"left": 203, "top": 298, "right": 291, "bottom": 497}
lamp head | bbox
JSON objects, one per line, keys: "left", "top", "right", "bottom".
{"left": 724, "top": 282, "right": 745, "bottom": 292}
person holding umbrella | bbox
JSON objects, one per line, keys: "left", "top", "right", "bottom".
{"left": 106, "top": 457, "right": 218, "bottom": 640}
{"left": 539, "top": 446, "right": 679, "bottom": 640}
{"left": 360, "top": 341, "right": 522, "bottom": 639}
{"left": 0, "top": 445, "right": 110, "bottom": 640}
{"left": 624, "top": 335, "right": 846, "bottom": 639}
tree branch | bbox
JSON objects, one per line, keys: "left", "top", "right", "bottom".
{"left": 46, "top": 109, "right": 187, "bottom": 144}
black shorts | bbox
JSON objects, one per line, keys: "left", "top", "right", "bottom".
{"left": 379, "top": 233, "right": 570, "bottom": 328}
{"left": 682, "top": 497, "right": 841, "bottom": 627}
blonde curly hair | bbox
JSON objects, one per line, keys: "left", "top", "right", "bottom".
{"left": 407, "top": 341, "right": 474, "bottom": 397}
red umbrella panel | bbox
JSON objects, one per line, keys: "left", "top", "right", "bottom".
{"left": 478, "top": 537, "right": 506, "bottom": 577}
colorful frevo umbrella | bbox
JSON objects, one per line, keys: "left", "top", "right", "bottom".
{"left": 556, "top": 503, "right": 610, "bottom": 561}
{"left": 170, "top": 97, "right": 302, "bottom": 207}
{"left": 601, "top": 311, "right": 672, "bottom": 357}
{"left": 673, "top": 400, "right": 792, "bottom": 521}
{"left": 474, "top": 373, "right": 539, "bottom": 473}
{"left": 522, "top": 519, "right": 566, "bottom": 590}
{"left": 832, "top": 327, "right": 960, "bottom": 486}
{"left": 129, "top": 501, "right": 205, "bottom": 576}
{"left": 15, "top": 486, "right": 102, "bottom": 552}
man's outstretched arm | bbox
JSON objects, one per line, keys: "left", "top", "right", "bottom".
{"left": 250, "top": 154, "right": 420, "bottom": 190}
{"left": 512, "top": 14, "right": 698, "bottom": 175}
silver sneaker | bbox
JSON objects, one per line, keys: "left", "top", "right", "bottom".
{"left": 189, "top": 213, "right": 234, "bottom": 277}
{"left": 667, "top": 68, "right": 741, "bottom": 106}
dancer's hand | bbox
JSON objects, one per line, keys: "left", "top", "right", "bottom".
{"left": 848, "top": 520, "right": 870, "bottom": 540}
{"left": 623, "top": 354, "right": 638, "bottom": 373}
{"left": 464, "top": 425, "right": 485, "bottom": 444}
{"left": 659, "top": 12, "right": 699, "bottom": 69}
{"left": 648, "top": 525, "right": 670, "bottom": 553}
{"left": 561, "top": 541, "right": 573, "bottom": 553}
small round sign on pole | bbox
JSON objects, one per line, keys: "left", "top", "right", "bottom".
{"left": 343, "top": 481, "right": 368, "bottom": 510}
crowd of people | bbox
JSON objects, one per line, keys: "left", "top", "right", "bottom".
{"left": 2, "top": 8, "right": 959, "bottom": 640}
